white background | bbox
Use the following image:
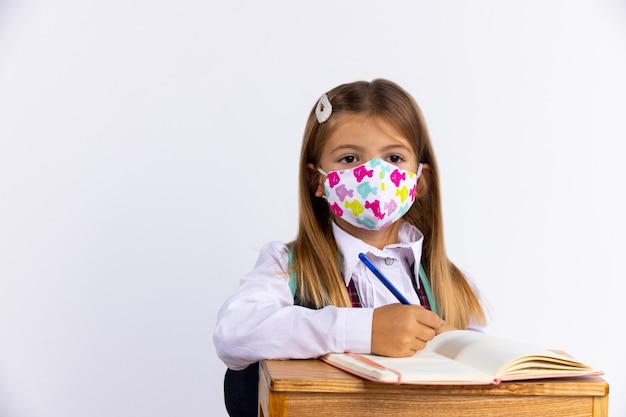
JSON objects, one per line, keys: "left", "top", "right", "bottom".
{"left": 1, "top": 1, "right": 624, "bottom": 416}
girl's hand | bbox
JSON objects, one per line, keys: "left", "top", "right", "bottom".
{"left": 436, "top": 320, "right": 456, "bottom": 334}
{"left": 371, "top": 303, "right": 453, "bottom": 357}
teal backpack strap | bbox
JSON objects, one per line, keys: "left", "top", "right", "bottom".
{"left": 418, "top": 264, "right": 438, "bottom": 315}
{"left": 287, "top": 247, "right": 297, "bottom": 298}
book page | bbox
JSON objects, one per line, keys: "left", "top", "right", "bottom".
{"left": 323, "top": 350, "right": 494, "bottom": 384}
{"left": 428, "top": 330, "right": 594, "bottom": 378}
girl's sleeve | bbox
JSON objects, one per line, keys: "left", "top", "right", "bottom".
{"left": 213, "top": 241, "right": 373, "bottom": 370}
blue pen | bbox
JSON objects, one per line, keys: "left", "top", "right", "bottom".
{"left": 358, "top": 253, "right": 411, "bottom": 305}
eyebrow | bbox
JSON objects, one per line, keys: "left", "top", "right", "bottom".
{"left": 328, "top": 144, "right": 413, "bottom": 153}
{"left": 380, "top": 144, "right": 413, "bottom": 152}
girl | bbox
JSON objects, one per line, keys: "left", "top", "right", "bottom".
{"left": 214, "top": 79, "right": 487, "bottom": 416}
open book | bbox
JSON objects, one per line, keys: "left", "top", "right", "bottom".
{"left": 320, "top": 330, "right": 603, "bottom": 385}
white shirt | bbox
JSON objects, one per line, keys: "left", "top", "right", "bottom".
{"left": 213, "top": 222, "right": 428, "bottom": 370}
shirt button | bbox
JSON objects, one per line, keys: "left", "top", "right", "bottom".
{"left": 385, "top": 257, "right": 394, "bottom": 266}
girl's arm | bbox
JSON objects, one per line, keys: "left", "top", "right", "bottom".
{"left": 213, "top": 241, "right": 373, "bottom": 370}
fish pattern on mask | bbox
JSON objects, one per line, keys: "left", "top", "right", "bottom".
{"left": 321, "top": 158, "right": 420, "bottom": 231}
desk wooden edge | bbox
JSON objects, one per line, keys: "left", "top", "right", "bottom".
{"left": 259, "top": 359, "right": 609, "bottom": 417}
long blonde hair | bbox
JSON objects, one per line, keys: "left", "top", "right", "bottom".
{"left": 290, "top": 79, "right": 486, "bottom": 329}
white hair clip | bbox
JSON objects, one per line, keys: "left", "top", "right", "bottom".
{"left": 315, "top": 94, "right": 332, "bottom": 123}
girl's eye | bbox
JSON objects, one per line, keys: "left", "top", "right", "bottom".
{"left": 339, "top": 155, "right": 358, "bottom": 164}
{"left": 387, "top": 155, "right": 404, "bottom": 164}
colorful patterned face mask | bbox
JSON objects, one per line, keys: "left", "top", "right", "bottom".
{"left": 318, "top": 158, "right": 422, "bottom": 231}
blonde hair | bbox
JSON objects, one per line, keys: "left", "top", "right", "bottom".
{"left": 290, "top": 79, "right": 486, "bottom": 329}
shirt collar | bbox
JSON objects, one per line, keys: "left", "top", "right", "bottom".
{"left": 332, "top": 221, "right": 425, "bottom": 286}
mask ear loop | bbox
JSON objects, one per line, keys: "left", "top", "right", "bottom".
{"left": 314, "top": 167, "right": 329, "bottom": 199}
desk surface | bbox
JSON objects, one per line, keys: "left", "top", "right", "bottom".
{"left": 259, "top": 359, "right": 609, "bottom": 417}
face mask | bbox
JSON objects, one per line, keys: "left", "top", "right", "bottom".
{"left": 318, "top": 158, "right": 422, "bottom": 231}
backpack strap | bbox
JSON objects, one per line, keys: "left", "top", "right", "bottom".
{"left": 418, "top": 264, "right": 438, "bottom": 315}
{"left": 287, "top": 247, "right": 297, "bottom": 297}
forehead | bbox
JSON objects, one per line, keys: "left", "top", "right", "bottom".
{"left": 324, "top": 114, "right": 413, "bottom": 150}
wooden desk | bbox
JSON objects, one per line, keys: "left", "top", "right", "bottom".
{"left": 259, "top": 359, "right": 609, "bottom": 417}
